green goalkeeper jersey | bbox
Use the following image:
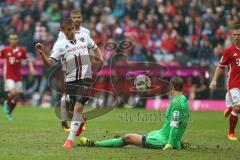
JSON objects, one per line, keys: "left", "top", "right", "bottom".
{"left": 159, "top": 94, "right": 190, "bottom": 149}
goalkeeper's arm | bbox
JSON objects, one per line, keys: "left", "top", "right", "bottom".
{"left": 164, "top": 110, "right": 182, "bottom": 149}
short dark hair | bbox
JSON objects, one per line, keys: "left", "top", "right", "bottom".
{"left": 170, "top": 76, "right": 183, "bottom": 91}
{"left": 70, "top": 10, "right": 81, "bottom": 15}
{"left": 60, "top": 18, "right": 73, "bottom": 28}
{"left": 232, "top": 24, "right": 240, "bottom": 30}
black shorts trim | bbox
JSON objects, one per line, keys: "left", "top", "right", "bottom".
{"left": 66, "top": 80, "right": 91, "bottom": 105}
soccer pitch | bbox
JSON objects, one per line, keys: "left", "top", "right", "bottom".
{"left": 0, "top": 107, "right": 239, "bottom": 160}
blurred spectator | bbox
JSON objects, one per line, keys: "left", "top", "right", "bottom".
{"left": 210, "top": 43, "right": 223, "bottom": 69}
{"left": 197, "top": 37, "right": 213, "bottom": 66}
{"left": 45, "top": 1, "right": 61, "bottom": 36}
{"left": 202, "top": 22, "right": 214, "bottom": 39}
{"left": 22, "top": 75, "right": 40, "bottom": 101}
{"left": 33, "top": 16, "right": 48, "bottom": 42}
{"left": 112, "top": 1, "right": 125, "bottom": 19}
{"left": 46, "top": 1, "right": 61, "bottom": 22}
{"left": 9, "top": 13, "right": 23, "bottom": 32}
{"left": 0, "top": 6, "right": 11, "bottom": 27}
{"left": 183, "top": 77, "right": 194, "bottom": 99}
{"left": 146, "top": 50, "right": 156, "bottom": 62}
{"left": 192, "top": 75, "right": 209, "bottom": 100}
{"left": 61, "top": 0, "right": 73, "bottom": 18}
{"left": 161, "top": 22, "right": 178, "bottom": 54}
{"left": 129, "top": 47, "right": 147, "bottom": 62}
{"left": 18, "top": 14, "right": 35, "bottom": 53}
{"left": 92, "top": 76, "right": 107, "bottom": 108}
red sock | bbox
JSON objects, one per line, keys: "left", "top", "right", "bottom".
{"left": 229, "top": 113, "right": 238, "bottom": 134}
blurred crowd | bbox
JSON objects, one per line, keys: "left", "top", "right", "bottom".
{"left": 0, "top": 0, "right": 238, "bottom": 105}
{"left": 1, "top": 0, "right": 240, "bottom": 65}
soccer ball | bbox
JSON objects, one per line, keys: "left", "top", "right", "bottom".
{"left": 134, "top": 74, "right": 151, "bottom": 90}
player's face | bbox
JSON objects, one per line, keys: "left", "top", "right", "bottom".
{"left": 71, "top": 13, "right": 82, "bottom": 27}
{"left": 232, "top": 29, "right": 240, "bottom": 46}
{"left": 62, "top": 23, "right": 75, "bottom": 40}
{"left": 9, "top": 35, "right": 18, "bottom": 47}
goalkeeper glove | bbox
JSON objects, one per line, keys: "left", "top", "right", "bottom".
{"left": 163, "top": 144, "right": 173, "bottom": 150}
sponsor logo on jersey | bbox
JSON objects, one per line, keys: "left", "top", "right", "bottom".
{"left": 80, "top": 37, "right": 85, "bottom": 42}
{"left": 13, "top": 48, "right": 19, "bottom": 53}
{"left": 9, "top": 57, "right": 15, "bottom": 64}
{"left": 233, "top": 96, "right": 238, "bottom": 100}
{"left": 66, "top": 45, "right": 87, "bottom": 52}
{"left": 173, "top": 111, "right": 180, "bottom": 120}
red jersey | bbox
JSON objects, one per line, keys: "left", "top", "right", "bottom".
{"left": 0, "top": 46, "right": 28, "bottom": 81}
{"left": 219, "top": 44, "right": 240, "bottom": 90}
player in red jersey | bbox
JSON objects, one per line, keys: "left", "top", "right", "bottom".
{"left": 0, "top": 33, "right": 35, "bottom": 120}
{"left": 210, "top": 24, "right": 240, "bottom": 140}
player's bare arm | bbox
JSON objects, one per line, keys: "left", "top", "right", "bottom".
{"left": 28, "top": 60, "right": 36, "bottom": 75}
{"left": 209, "top": 66, "right": 224, "bottom": 91}
{"left": 88, "top": 46, "right": 104, "bottom": 75}
{"left": 94, "top": 47, "right": 104, "bottom": 63}
{"left": 93, "top": 47, "right": 104, "bottom": 69}
{"left": 35, "top": 43, "right": 54, "bottom": 67}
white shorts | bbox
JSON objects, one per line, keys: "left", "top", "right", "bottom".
{"left": 4, "top": 79, "right": 23, "bottom": 92}
{"left": 226, "top": 88, "right": 240, "bottom": 107}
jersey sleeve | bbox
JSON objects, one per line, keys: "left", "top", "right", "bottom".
{"left": 86, "top": 29, "right": 91, "bottom": 37}
{"left": 86, "top": 36, "right": 97, "bottom": 50}
{"left": 167, "top": 100, "right": 182, "bottom": 145}
{"left": 219, "top": 48, "right": 230, "bottom": 68}
{"left": 0, "top": 48, "right": 6, "bottom": 59}
{"left": 50, "top": 41, "right": 63, "bottom": 62}
{"left": 21, "top": 48, "right": 28, "bottom": 60}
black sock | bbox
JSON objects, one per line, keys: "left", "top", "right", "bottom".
{"left": 62, "top": 120, "right": 69, "bottom": 128}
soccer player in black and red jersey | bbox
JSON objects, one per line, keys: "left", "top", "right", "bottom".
{"left": 210, "top": 24, "right": 240, "bottom": 140}
{"left": 0, "top": 33, "right": 35, "bottom": 120}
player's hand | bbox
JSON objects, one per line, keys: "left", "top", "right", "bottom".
{"left": 209, "top": 80, "right": 217, "bottom": 91}
{"left": 35, "top": 43, "right": 45, "bottom": 55}
{"left": 163, "top": 144, "right": 173, "bottom": 150}
{"left": 29, "top": 67, "right": 36, "bottom": 76}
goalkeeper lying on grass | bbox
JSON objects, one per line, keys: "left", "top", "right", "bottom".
{"left": 80, "top": 76, "right": 190, "bottom": 150}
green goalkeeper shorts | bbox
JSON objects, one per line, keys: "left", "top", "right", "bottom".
{"left": 142, "top": 130, "right": 166, "bottom": 149}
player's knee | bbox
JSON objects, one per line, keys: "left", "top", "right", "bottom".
{"left": 123, "top": 134, "right": 132, "bottom": 144}
{"left": 74, "top": 102, "right": 84, "bottom": 113}
{"left": 233, "top": 105, "right": 240, "bottom": 113}
{"left": 8, "top": 89, "right": 17, "bottom": 98}
{"left": 74, "top": 105, "right": 81, "bottom": 113}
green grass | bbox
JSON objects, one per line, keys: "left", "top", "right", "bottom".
{"left": 0, "top": 107, "right": 239, "bottom": 160}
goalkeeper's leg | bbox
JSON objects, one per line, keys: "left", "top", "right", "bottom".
{"left": 80, "top": 133, "right": 143, "bottom": 148}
